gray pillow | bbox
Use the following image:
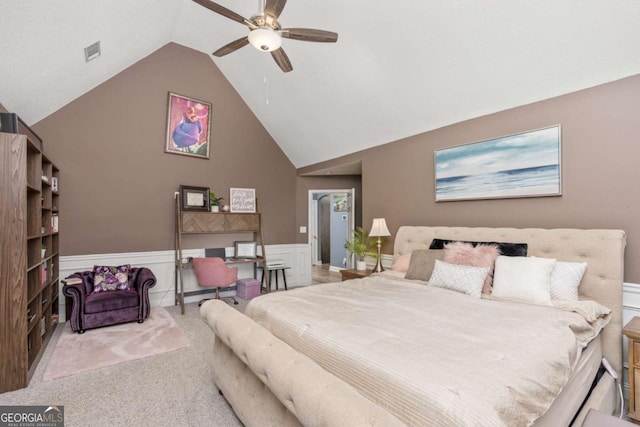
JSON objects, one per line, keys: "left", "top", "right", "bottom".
{"left": 404, "top": 249, "right": 445, "bottom": 281}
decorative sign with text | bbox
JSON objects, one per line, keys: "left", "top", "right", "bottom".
{"left": 230, "top": 188, "right": 256, "bottom": 213}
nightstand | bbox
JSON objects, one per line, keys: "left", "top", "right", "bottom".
{"left": 623, "top": 317, "right": 640, "bottom": 422}
{"left": 340, "top": 269, "right": 374, "bottom": 281}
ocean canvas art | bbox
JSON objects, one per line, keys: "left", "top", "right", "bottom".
{"left": 435, "top": 126, "right": 561, "bottom": 201}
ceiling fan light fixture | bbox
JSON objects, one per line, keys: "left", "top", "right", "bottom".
{"left": 248, "top": 27, "right": 282, "bottom": 52}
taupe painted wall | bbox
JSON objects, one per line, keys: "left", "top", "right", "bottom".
{"left": 6, "top": 43, "right": 639, "bottom": 282}
{"left": 299, "top": 74, "right": 640, "bottom": 282}
{"left": 31, "top": 43, "right": 297, "bottom": 255}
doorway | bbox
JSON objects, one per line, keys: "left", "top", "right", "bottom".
{"left": 309, "top": 189, "right": 355, "bottom": 272}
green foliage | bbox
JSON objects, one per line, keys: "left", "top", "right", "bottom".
{"left": 209, "top": 191, "right": 224, "bottom": 206}
{"left": 345, "top": 227, "right": 372, "bottom": 261}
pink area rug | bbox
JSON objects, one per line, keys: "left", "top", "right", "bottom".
{"left": 42, "top": 307, "right": 189, "bottom": 381}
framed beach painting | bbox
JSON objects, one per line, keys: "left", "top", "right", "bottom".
{"left": 165, "top": 92, "right": 211, "bottom": 159}
{"left": 434, "top": 125, "right": 561, "bottom": 202}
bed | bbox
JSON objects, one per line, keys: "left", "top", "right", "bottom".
{"left": 200, "top": 226, "right": 626, "bottom": 426}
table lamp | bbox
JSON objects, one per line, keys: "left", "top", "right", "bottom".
{"left": 369, "top": 218, "right": 391, "bottom": 273}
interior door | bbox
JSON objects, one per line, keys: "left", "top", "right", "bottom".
{"left": 319, "top": 195, "right": 331, "bottom": 264}
{"left": 308, "top": 189, "right": 356, "bottom": 270}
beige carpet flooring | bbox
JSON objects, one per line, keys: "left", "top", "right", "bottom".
{"left": 0, "top": 302, "right": 243, "bottom": 427}
{"left": 43, "top": 307, "right": 190, "bottom": 381}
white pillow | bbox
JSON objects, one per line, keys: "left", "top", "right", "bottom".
{"left": 492, "top": 256, "right": 556, "bottom": 305}
{"left": 428, "top": 259, "right": 489, "bottom": 298}
{"left": 550, "top": 261, "right": 588, "bottom": 301}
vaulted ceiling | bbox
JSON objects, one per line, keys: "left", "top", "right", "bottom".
{"left": 2, "top": 0, "right": 640, "bottom": 168}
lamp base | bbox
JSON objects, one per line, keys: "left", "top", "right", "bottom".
{"left": 373, "top": 258, "right": 384, "bottom": 273}
{"left": 374, "top": 241, "right": 384, "bottom": 273}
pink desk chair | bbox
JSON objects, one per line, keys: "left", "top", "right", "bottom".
{"left": 192, "top": 257, "right": 239, "bottom": 306}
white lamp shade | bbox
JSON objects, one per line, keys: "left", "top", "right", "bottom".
{"left": 369, "top": 218, "right": 391, "bottom": 237}
{"left": 248, "top": 28, "right": 282, "bottom": 52}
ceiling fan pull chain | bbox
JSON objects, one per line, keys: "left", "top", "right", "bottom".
{"left": 264, "top": 60, "right": 270, "bottom": 105}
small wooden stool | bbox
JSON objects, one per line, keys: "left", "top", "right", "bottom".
{"left": 259, "top": 266, "right": 291, "bottom": 291}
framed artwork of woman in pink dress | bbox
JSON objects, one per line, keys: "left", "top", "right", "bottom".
{"left": 165, "top": 92, "right": 212, "bottom": 159}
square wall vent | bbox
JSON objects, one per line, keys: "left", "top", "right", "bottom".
{"left": 84, "top": 41, "right": 101, "bottom": 62}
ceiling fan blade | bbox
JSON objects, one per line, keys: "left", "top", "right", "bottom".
{"left": 271, "top": 48, "right": 293, "bottom": 73}
{"left": 280, "top": 28, "right": 338, "bottom": 43}
{"left": 213, "top": 37, "right": 249, "bottom": 57}
{"left": 192, "top": 0, "right": 254, "bottom": 28}
{"left": 264, "top": 0, "right": 288, "bottom": 21}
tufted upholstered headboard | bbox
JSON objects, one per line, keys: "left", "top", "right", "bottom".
{"left": 394, "top": 226, "right": 627, "bottom": 376}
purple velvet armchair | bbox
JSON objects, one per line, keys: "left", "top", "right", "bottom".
{"left": 62, "top": 267, "right": 156, "bottom": 333}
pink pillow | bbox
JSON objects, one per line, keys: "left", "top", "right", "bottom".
{"left": 391, "top": 253, "right": 412, "bottom": 272}
{"left": 443, "top": 242, "right": 500, "bottom": 294}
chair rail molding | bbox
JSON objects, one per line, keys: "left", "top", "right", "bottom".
{"left": 58, "top": 243, "right": 312, "bottom": 321}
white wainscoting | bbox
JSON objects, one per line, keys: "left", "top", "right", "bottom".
{"left": 58, "top": 244, "right": 312, "bottom": 322}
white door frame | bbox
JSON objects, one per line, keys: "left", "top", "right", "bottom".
{"left": 308, "top": 189, "right": 356, "bottom": 268}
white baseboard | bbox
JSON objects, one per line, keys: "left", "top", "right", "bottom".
{"left": 57, "top": 243, "right": 311, "bottom": 322}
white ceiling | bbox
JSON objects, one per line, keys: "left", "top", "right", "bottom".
{"left": 2, "top": 0, "right": 640, "bottom": 168}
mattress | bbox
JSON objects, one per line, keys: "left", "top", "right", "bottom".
{"left": 378, "top": 269, "right": 606, "bottom": 425}
{"left": 245, "top": 275, "right": 611, "bottom": 426}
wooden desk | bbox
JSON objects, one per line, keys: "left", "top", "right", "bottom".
{"left": 174, "top": 202, "right": 268, "bottom": 315}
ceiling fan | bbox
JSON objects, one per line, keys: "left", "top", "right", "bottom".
{"left": 193, "top": 0, "right": 338, "bottom": 72}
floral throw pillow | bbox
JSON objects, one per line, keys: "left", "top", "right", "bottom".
{"left": 92, "top": 265, "right": 131, "bottom": 293}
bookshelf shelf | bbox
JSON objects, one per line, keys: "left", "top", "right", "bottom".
{"left": 1, "top": 120, "right": 60, "bottom": 393}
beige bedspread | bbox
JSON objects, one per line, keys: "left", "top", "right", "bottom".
{"left": 245, "top": 275, "right": 611, "bottom": 427}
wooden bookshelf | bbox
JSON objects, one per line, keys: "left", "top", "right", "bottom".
{"left": 0, "top": 126, "right": 60, "bottom": 393}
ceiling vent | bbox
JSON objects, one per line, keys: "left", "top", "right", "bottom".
{"left": 84, "top": 41, "right": 101, "bottom": 62}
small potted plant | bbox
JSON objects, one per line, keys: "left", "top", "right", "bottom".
{"left": 209, "top": 192, "right": 224, "bottom": 213}
{"left": 345, "top": 227, "right": 371, "bottom": 271}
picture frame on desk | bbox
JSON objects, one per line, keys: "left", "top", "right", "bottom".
{"left": 179, "top": 185, "right": 210, "bottom": 211}
{"left": 234, "top": 241, "right": 257, "bottom": 259}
